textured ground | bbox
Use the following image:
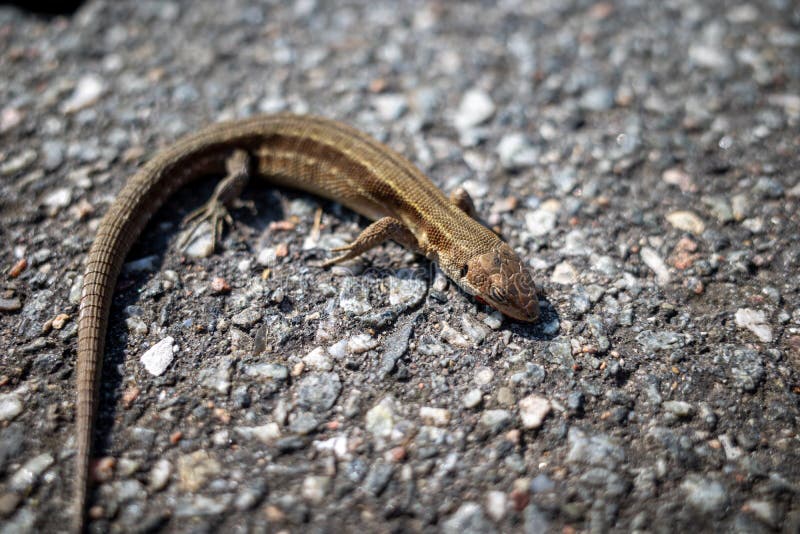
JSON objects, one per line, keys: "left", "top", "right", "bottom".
{"left": 1, "top": 1, "right": 799, "bottom": 532}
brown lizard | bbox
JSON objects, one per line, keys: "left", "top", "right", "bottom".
{"left": 74, "top": 114, "right": 540, "bottom": 531}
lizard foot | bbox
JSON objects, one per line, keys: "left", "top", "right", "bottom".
{"left": 177, "top": 150, "right": 251, "bottom": 253}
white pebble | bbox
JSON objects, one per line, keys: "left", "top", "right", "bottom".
{"left": 666, "top": 211, "right": 705, "bottom": 234}
{"left": 441, "top": 324, "right": 471, "bottom": 348}
{"left": 327, "top": 339, "right": 348, "bottom": 359}
{"left": 454, "top": 89, "right": 495, "bottom": 130}
{"left": 463, "top": 388, "right": 483, "bottom": 408}
{"left": 10, "top": 453, "right": 54, "bottom": 492}
{"left": 419, "top": 406, "right": 451, "bottom": 426}
{"left": 365, "top": 398, "right": 395, "bottom": 438}
{"left": 735, "top": 308, "right": 773, "bottom": 343}
{"left": 373, "top": 93, "right": 408, "bottom": 121}
{"left": 0, "top": 393, "right": 23, "bottom": 422}
{"left": 140, "top": 336, "right": 176, "bottom": 376}
{"left": 148, "top": 459, "right": 172, "bottom": 491}
{"left": 302, "top": 475, "right": 331, "bottom": 503}
{"left": 389, "top": 270, "right": 427, "bottom": 306}
{"left": 313, "top": 435, "right": 350, "bottom": 460}
{"left": 519, "top": 395, "right": 551, "bottom": 429}
{"left": 43, "top": 188, "right": 72, "bottom": 209}
{"left": 497, "top": 133, "right": 539, "bottom": 169}
{"left": 640, "top": 247, "right": 671, "bottom": 285}
{"left": 183, "top": 222, "right": 214, "bottom": 258}
{"left": 347, "top": 334, "right": 379, "bottom": 354}
{"left": 62, "top": 74, "right": 105, "bottom": 113}
{"left": 551, "top": 261, "right": 578, "bottom": 285}
{"left": 461, "top": 315, "right": 489, "bottom": 345}
{"left": 303, "top": 347, "right": 333, "bottom": 371}
{"left": 474, "top": 367, "right": 494, "bottom": 385}
{"left": 485, "top": 490, "right": 508, "bottom": 521}
{"left": 483, "top": 311, "right": 503, "bottom": 330}
{"left": 125, "top": 316, "right": 149, "bottom": 336}
{"left": 235, "top": 423, "right": 281, "bottom": 444}
{"left": 257, "top": 246, "right": 278, "bottom": 266}
{"left": 525, "top": 207, "right": 557, "bottom": 237}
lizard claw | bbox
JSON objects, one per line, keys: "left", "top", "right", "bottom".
{"left": 177, "top": 201, "right": 232, "bottom": 252}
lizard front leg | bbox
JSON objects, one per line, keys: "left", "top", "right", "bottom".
{"left": 449, "top": 186, "right": 480, "bottom": 220}
{"left": 450, "top": 186, "right": 503, "bottom": 236}
{"left": 322, "top": 216, "right": 420, "bottom": 267}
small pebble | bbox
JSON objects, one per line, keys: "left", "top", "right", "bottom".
{"left": 183, "top": 223, "right": 214, "bottom": 258}
{"left": 140, "top": 337, "right": 176, "bottom": 376}
{"left": 0, "top": 298, "right": 22, "bottom": 312}
{"left": 454, "top": 89, "right": 495, "bottom": 130}
{"left": 257, "top": 246, "right": 280, "bottom": 267}
{"left": 0, "top": 106, "right": 23, "bottom": 133}
{"left": 0, "top": 394, "right": 23, "bottom": 422}
{"left": 8, "top": 258, "right": 27, "bottom": 278}
{"left": 519, "top": 395, "right": 551, "bottom": 429}
{"left": 347, "top": 334, "right": 379, "bottom": 354}
{"left": 373, "top": 93, "right": 408, "bottom": 121}
{"left": 303, "top": 347, "right": 334, "bottom": 371}
{"left": 296, "top": 373, "right": 342, "bottom": 412}
{"left": 419, "top": 406, "right": 451, "bottom": 426}
{"left": 681, "top": 475, "right": 728, "bottom": 514}
{"left": 580, "top": 86, "right": 615, "bottom": 111}
{"left": 485, "top": 490, "right": 508, "bottom": 521}
{"left": 148, "top": 459, "right": 172, "bottom": 491}
{"left": 551, "top": 262, "right": 578, "bottom": 285}
{"left": 210, "top": 277, "right": 231, "bottom": 294}
{"left": 497, "top": 133, "right": 539, "bottom": 169}
{"left": 525, "top": 206, "right": 557, "bottom": 237}
{"left": 441, "top": 324, "right": 471, "bottom": 348}
{"left": 662, "top": 400, "right": 695, "bottom": 418}
{"left": 244, "top": 363, "right": 289, "bottom": 381}
{"left": 302, "top": 475, "right": 331, "bottom": 503}
{"left": 43, "top": 188, "right": 72, "bottom": 210}
{"left": 463, "top": 389, "right": 483, "bottom": 409}
{"left": 666, "top": 211, "right": 705, "bottom": 234}
{"left": 442, "top": 502, "right": 491, "bottom": 534}
{"left": 232, "top": 307, "right": 262, "bottom": 328}
{"left": 662, "top": 168, "right": 696, "bottom": 192}
{"left": 177, "top": 451, "right": 221, "bottom": 492}
{"left": 62, "top": 74, "right": 106, "bottom": 113}
{"left": 640, "top": 247, "right": 671, "bottom": 285}
{"left": 474, "top": 367, "right": 494, "bottom": 385}
{"left": 9, "top": 453, "right": 54, "bottom": 492}
{"left": 235, "top": 423, "right": 281, "bottom": 444}
{"left": 735, "top": 308, "right": 773, "bottom": 343}
{"left": 388, "top": 270, "right": 426, "bottom": 306}
{"left": 366, "top": 398, "right": 394, "bottom": 438}
{"left": 744, "top": 499, "right": 779, "bottom": 528}
{"left": 480, "top": 409, "right": 511, "bottom": 433}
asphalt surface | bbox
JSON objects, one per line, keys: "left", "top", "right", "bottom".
{"left": 1, "top": 1, "right": 799, "bottom": 532}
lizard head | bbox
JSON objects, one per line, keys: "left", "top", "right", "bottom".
{"left": 460, "top": 242, "right": 540, "bottom": 322}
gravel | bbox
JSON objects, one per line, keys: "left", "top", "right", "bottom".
{"left": 1, "top": 0, "right": 798, "bottom": 532}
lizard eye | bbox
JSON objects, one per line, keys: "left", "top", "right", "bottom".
{"left": 489, "top": 286, "right": 507, "bottom": 303}
{"left": 460, "top": 264, "right": 469, "bottom": 279}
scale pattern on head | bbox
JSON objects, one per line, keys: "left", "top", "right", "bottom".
{"left": 460, "top": 241, "right": 540, "bottom": 322}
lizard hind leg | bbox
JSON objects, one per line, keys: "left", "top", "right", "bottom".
{"left": 321, "top": 216, "right": 419, "bottom": 267}
{"left": 178, "top": 149, "right": 251, "bottom": 252}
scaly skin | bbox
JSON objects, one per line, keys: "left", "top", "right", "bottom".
{"left": 74, "top": 114, "right": 539, "bottom": 531}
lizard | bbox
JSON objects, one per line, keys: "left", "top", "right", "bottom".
{"left": 74, "top": 113, "right": 540, "bottom": 531}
